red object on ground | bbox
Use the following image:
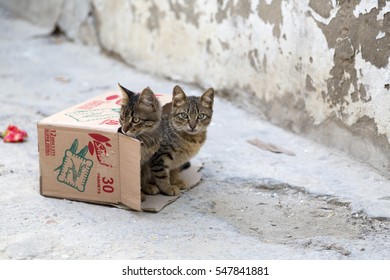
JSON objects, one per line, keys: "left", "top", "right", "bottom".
{"left": 1, "top": 125, "right": 28, "bottom": 143}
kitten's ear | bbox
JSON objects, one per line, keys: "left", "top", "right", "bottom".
{"left": 201, "top": 88, "right": 214, "bottom": 109}
{"left": 138, "top": 87, "right": 159, "bottom": 112}
{"left": 118, "top": 83, "right": 135, "bottom": 105}
{"left": 172, "top": 85, "right": 187, "bottom": 107}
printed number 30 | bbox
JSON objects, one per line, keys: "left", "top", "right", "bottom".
{"left": 102, "top": 177, "right": 114, "bottom": 193}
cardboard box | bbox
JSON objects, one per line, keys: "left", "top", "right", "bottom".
{"left": 37, "top": 92, "right": 202, "bottom": 212}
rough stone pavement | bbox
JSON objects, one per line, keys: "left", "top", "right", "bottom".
{"left": 1, "top": 15, "right": 390, "bottom": 259}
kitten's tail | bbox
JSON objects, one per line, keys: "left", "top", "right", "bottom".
{"left": 180, "top": 161, "right": 191, "bottom": 171}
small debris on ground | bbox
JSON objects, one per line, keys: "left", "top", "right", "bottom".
{"left": 1, "top": 125, "right": 28, "bottom": 143}
{"left": 247, "top": 138, "right": 295, "bottom": 156}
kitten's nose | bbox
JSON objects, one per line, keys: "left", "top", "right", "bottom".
{"left": 189, "top": 122, "right": 196, "bottom": 130}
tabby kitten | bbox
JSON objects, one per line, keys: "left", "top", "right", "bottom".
{"left": 118, "top": 83, "right": 161, "bottom": 195}
{"left": 149, "top": 85, "right": 214, "bottom": 196}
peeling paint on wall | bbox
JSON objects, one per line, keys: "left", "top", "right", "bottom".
{"left": 306, "top": 74, "right": 316, "bottom": 92}
{"left": 147, "top": 2, "right": 165, "bottom": 31}
{"left": 310, "top": 0, "right": 390, "bottom": 145}
{"left": 169, "top": 0, "right": 200, "bottom": 28}
{"left": 315, "top": 0, "right": 390, "bottom": 69}
{"left": 216, "top": 0, "right": 252, "bottom": 23}
{"left": 309, "top": 0, "right": 333, "bottom": 18}
{"left": 257, "top": 0, "right": 283, "bottom": 38}
{"left": 248, "top": 48, "right": 262, "bottom": 72}
{"left": 325, "top": 37, "right": 370, "bottom": 113}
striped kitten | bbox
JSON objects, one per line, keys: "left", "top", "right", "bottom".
{"left": 118, "top": 83, "right": 161, "bottom": 195}
{"left": 150, "top": 85, "right": 214, "bottom": 196}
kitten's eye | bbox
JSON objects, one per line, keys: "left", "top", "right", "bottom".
{"left": 180, "top": 112, "right": 189, "bottom": 119}
{"left": 198, "top": 113, "right": 207, "bottom": 120}
{"left": 132, "top": 117, "right": 140, "bottom": 123}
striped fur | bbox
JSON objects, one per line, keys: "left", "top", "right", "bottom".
{"left": 118, "top": 83, "right": 162, "bottom": 195}
{"left": 149, "top": 85, "right": 214, "bottom": 196}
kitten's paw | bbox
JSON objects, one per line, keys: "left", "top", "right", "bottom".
{"left": 162, "top": 186, "right": 181, "bottom": 196}
{"left": 142, "top": 184, "right": 160, "bottom": 195}
{"left": 174, "top": 179, "right": 187, "bottom": 190}
{"left": 170, "top": 175, "right": 186, "bottom": 189}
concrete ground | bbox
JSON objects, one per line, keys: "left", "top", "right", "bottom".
{"left": 1, "top": 15, "right": 390, "bottom": 260}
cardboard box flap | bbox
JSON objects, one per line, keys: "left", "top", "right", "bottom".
{"left": 38, "top": 92, "right": 123, "bottom": 131}
{"left": 39, "top": 92, "right": 173, "bottom": 131}
{"left": 141, "top": 160, "right": 203, "bottom": 212}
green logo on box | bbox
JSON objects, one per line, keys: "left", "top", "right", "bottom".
{"left": 55, "top": 139, "right": 93, "bottom": 192}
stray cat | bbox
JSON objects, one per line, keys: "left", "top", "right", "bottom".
{"left": 118, "top": 83, "right": 162, "bottom": 195}
{"left": 149, "top": 85, "right": 214, "bottom": 196}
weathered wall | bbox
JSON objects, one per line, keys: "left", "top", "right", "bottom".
{"left": 1, "top": 0, "right": 390, "bottom": 175}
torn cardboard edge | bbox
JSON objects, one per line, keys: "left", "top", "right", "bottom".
{"left": 116, "top": 159, "right": 203, "bottom": 213}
